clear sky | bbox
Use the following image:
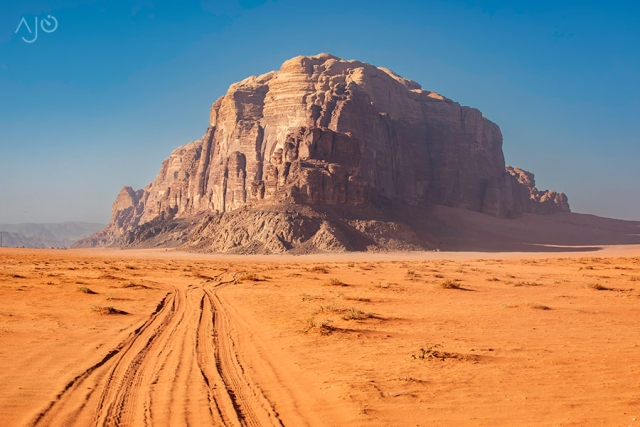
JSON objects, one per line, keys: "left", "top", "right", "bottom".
{"left": 1, "top": 0, "right": 638, "bottom": 224}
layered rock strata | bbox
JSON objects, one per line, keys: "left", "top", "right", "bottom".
{"left": 77, "top": 53, "right": 569, "bottom": 252}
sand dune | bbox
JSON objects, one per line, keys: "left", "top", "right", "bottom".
{"left": 1, "top": 247, "right": 640, "bottom": 426}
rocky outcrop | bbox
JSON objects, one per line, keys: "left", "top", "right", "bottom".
{"left": 76, "top": 53, "right": 569, "bottom": 252}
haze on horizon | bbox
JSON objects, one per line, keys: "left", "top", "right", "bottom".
{"left": 1, "top": 0, "right": 639, "bottom": 224}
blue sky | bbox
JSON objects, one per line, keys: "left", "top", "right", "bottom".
{"left": 0, "top": 0, "right": 638, "bottom": 223}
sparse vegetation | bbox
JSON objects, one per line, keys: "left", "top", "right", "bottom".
{"left": 412, "top": 345, "right": 478, "bottom": 362}
{"left": 238, "top": 273, "right": 262, "bottom": 282}
{"left": 525, "top": 302, "right": 550, "bottom": 310}
{"left": 341, "top": 307, "right": 373, "bottom": 321}
{"left": 327, "top": 278, "right": 347, "bottom": 286}
{"left": 513, "top": 281, "right": 541, "bottom": 287}
{"left": 309, "top": 265, "right": 329, "bottom": 274}
{"left": 586, "top": 282, "right": 610, "bottom": 291}
{"left": 301, "top": 293, "right": 321, "bottom": 301}
{"left": 440, "top": 280, "right": 462, "bottom": 290}
{"left": 90, "top": 305, "right": 126, "bottom": 315}
{"left": 304, "top": 317, "right": 334, "bottom": 335}
{"left": 121, "top": 282, "right": 149, "bottom": 289}
{"left": 343, "top": 296, "right": 371, "bottom": 302}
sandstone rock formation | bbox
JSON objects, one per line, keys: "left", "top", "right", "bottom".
{"left": 76, "top": 53, "right": 569, "bottom": 252}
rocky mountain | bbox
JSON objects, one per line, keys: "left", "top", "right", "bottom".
{"left": 0, "top": 222, "right": 105, "bottom": 248}
{"left": 76, "top": 54, "right": 569, "bottom": 253}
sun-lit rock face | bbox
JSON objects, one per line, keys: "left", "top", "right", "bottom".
{"left": 99, "top": 53, "right": 569, "bottom": 236}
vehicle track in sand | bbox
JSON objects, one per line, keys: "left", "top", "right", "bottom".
{"left": 30, "top": 271, "right": 284, "bottom": 427}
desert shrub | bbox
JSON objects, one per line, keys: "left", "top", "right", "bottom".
{"left": 238, "top": 273, "right": 261, "bottom": 281}
{"left": 440, "top": 280, "right": 461, "bottom": 290}
{"left": 91, "top": 305, "right": 119, "bottom": 314}
{"left": 525, "top": 302, "right": 550, "bottom": 310}
{"left": 513, "top": 281, "right": 540, "bottom": 287}
{"left": 342, "top": 307, "right": 372, "bottom": 321}
{"left": 309, "top": 265, "right": 329, "bottom": 274}
{"left": 586, "top": 282, "right": 609, "bottom": 291}
{"left": 328, "top": 278, "right": 347, "bottom": 286}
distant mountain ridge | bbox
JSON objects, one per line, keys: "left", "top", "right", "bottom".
{"left": 0, "top": 222, "right": 105, "bottom": 248}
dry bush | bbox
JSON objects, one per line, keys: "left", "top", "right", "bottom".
{"left": 327, "top": 278, "right": 347, "bottom": 286}
{"left": 341, "top": 307, "right": 373, "bottom": 321}
{"left": 586, "top": 282, "right": 610, "bottom": 291}
{"left": 412, "top": 345, "right": 478, "bottom": 362}
{"left": 525, "top": 302, "right": 550, "bottom": 310}
{"left": 344, "top": 296, "right": 371, "bottom": 302}
{"left": 513, "top": 281, "right": 541, "bottom": 287}
{"left": 238, "top": 273, "right": 262, "bottom": 282}
{"left": 309, "top": 265, "right": 329, "bottom": 274}
{"left": 440, "top": 280, "right": 462, "bottom": 290}
{"left": 91, "top": 305, "right": 127, "bottom": 315}
{"left": 121, "top": 282, "right": 149, "bottom": 289}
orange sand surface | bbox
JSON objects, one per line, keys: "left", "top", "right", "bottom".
{"left": 1, "top": 247, "right": 640, "bottom": 426}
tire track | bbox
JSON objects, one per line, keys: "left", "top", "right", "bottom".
{"left": 30, "top": 272, "right": 284, "bottom": 427}
{"left": 206, "top": 287, "right": 284, "bottom": 427}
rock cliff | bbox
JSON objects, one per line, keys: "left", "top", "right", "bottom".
{"left": 76, "top": 53, "right": 569, "bottom": 252}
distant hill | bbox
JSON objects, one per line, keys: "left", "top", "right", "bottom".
{"left": 0, "top": 222, "right": 105, "bottom": 248}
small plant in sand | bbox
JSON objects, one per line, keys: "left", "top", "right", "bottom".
{"left": 121, "top": 282, "right": 149, "bottom": 289}
{"left": 586, "top": 282, "right": 610, "bottom": 291}
{"left": 77, "top": 286, "right": 96, "bottom": 294}
{"left": 238, "top": 273, "right": 262, "bottom": 282}
{"left": 630, "top": 276, "right": 639, "bottom": 282}
{"left": 301, "top": 293, "right": 321, "bottom": 302}
{"left": 513, "top": 281, "right": 541, "bottom": 287}
{"left": 309, "top": 265, "right": 329, "bottom": 274}
{"left": 525, "top": 302, "right": 550, "bottom": 310}
{"left": 412, "top": 345, "right": 478, "bottom": 362}
{"left": 303, "top": 316, "right": 334, "bottom": 335}
{"left": 343, "top": 296, "right": 371, "bottom": 302}
{"left": 327, "top": 278, "right": 347, "bottom": 286}
{"left": 341, "top": 307, "right": 373, "bottom": 321}
{"left": 90, "top": 305, "right": 125, "bottom": 315}
{"left": 440, "top": 280, "right": 462, "bottom": 290}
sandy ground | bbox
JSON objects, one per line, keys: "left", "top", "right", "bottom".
{"left": 1, "top": 246, "right": 640, "bottom": 426}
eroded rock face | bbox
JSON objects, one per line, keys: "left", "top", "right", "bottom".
{"left": 79, "top": 53, "right": 569, "bottom": 251}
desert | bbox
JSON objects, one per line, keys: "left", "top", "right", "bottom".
{"left": 1, "top": 245, "right": 639, "bottom": 426}
{"left": 4, "top": 6, "right": 640, "bottom": 425}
